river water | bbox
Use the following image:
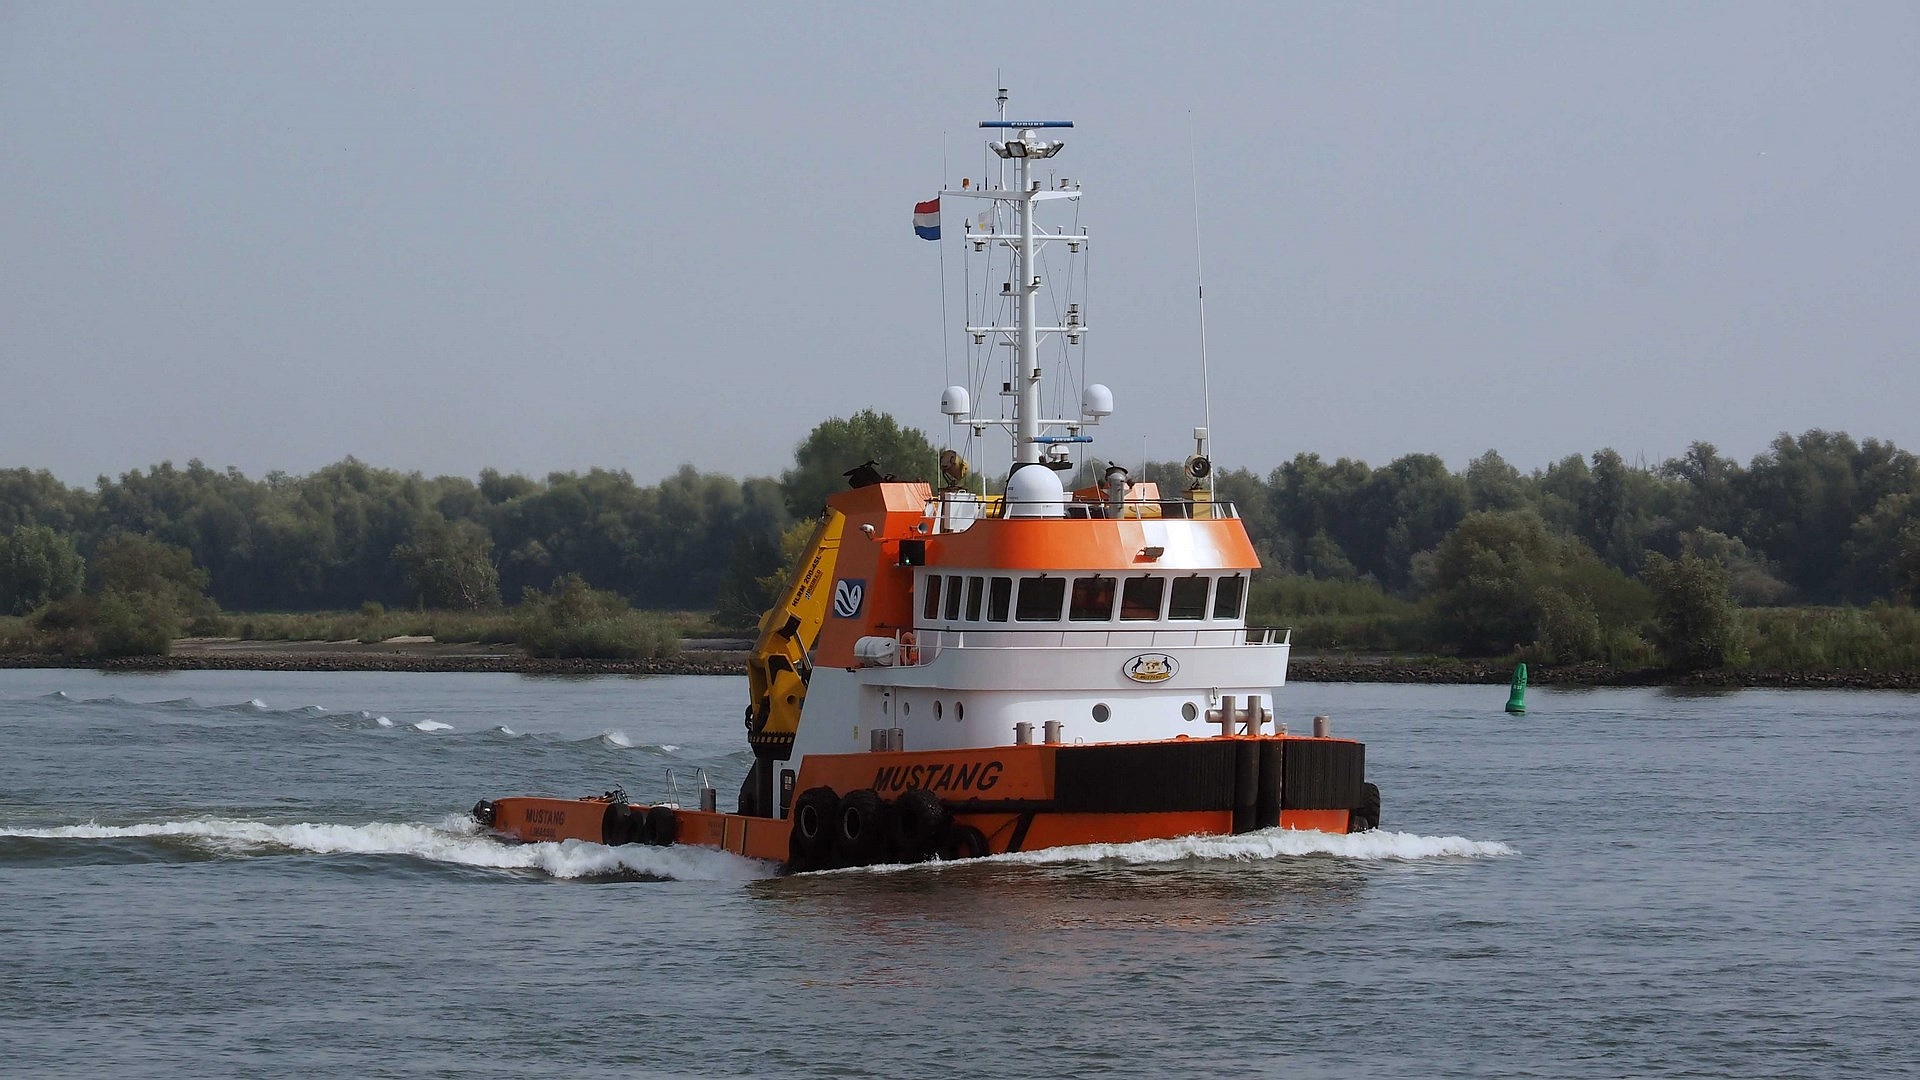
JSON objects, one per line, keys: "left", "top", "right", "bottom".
{"left": 1, "top": 670, "right": 1914, "bottom": 1078}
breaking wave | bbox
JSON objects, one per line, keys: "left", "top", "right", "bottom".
{"left": 0, "top": 817, "right": 774, "bottom": 881}
{"left": 411, "top": 719, "right": 453, "bottom": 732}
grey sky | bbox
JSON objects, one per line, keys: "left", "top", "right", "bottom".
{"left": 4, "top": 2, "right": 1916, "bottom": 487}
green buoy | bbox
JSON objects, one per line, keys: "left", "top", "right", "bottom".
{"left": 1505, "top": 662, "right": 1528, "bottom": 715}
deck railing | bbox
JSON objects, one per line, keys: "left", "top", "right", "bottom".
{"left": 892, "top": 625, "right": 1290, "bottom": 666}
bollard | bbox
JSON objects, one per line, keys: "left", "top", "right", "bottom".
{"left": 1014, "top": 721, "right": 1034, "bottom": 745}
{"left": 1043, "top": 719, "right": 1065, "bottom": 744}
{"left": 1313, "top": 714, "right": 1331, "bottom": 738}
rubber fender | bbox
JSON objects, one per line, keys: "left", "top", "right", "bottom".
{"left": 602, "top": 802, "right": 635, "bottom": 846}
{"left": 888, "top": 788, "right": 948, "bottom": 862}
{"left": 937, "top": 823, "right": 990, "bottom": 861}
{"left": 788, "top": 786, "right": 839, "bottom": 870}
{"left": 470, "top": 800, "right": 496, "bottom": 828}
{"left": 1350, "top": 782, "right": 1382, "bottom": 833}
{"left": 832, "top": 788, "right": 888, "bottom": 867}
{"left": 645, "top": 804, "right": 678, "bottom": 846}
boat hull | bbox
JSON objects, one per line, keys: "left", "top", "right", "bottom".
{"left": 474, "top": 734, "right": 1374, "bottom": 872}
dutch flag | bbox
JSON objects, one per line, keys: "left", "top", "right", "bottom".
{"left": 913, "top": 197, "right": 940, "bottom": 241}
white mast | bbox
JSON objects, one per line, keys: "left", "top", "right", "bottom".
{"left": 941, "top": 95, "right": 1101, "bottom": 473}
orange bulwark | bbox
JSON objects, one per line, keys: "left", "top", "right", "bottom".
{"left": 473, "top": 734, "right": 1377, "bottom": 873}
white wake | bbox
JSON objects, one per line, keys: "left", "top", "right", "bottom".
{"left": 831, "top": 827, "right": 1515, "bottom": 876}
{"left": 1, "top": 816, "right": 775, "bottom": 881}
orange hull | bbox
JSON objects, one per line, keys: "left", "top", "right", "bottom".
{"left": 474, "top": 735, "right": 1374, "bottom": 872}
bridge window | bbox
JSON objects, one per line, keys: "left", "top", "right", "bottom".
{"left": 944, "top": 574, "right": 964, "bottom": 621}
{"left": 922, "top": 576, "right": 941, "bottom": 621}
{"left": 1016, "top": 576, "right": 1066, "bottom": 621}
{"left": 1069, "top": 576, "right": 1116, "bottom": 621}
{"left": 1214, "top": 574, "right": 1246, "bottom": 619}
{"left": 988, "top": 577, "right": 1012, "bottom": 622}
{"left": 965, "top": 576, "right": 984, "bottom": 622}
{"left": 1168, "top": 575, "right": 1209, "bottom": 620}
{"left": 1120, "top": 576, "right": 1165, "bottom": 621}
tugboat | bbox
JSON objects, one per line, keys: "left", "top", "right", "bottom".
{"left": 471, "top": 95, "right": 1380, "bottom": 871}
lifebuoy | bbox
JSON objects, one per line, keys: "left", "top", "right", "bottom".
{"left": 899, "top": 631, "right": 919, "bottom": 666}
{"left": 889, "top": 788, "right": 947, "bottom": 862}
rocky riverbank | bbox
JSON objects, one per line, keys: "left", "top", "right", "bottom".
{"left": 4, "top": 640, "right": 1920, "bottom": 688}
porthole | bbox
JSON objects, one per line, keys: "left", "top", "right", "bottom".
{"left": 1181, "top": 702, "right": 1199, "bottom": 722}
{"left": 1091, "top": 703, "right": 1111, "bottom": 723}
{"left": 956, "top": 702, "right": 965, "bottom": 721}
{"left": 903, "top": 700, "right": 911, "bottom": 718}
{"left": 935, "top": 700, "right": 944, "bottom": 720}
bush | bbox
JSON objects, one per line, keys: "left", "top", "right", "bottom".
{"left": 1642, "top": 552, "right": 1743, "bottom": 670}
{"left": 30, "top": 590, "right": 179, "bottom": 658}
{"left": 513, "top": 575, "right": 679, "bottom": 659}
{"left": 1248, "top": 573, "right": 1409, "bottom": 620}
{"left": 1740, "top": 605, "right": 1920, "bottom": 670}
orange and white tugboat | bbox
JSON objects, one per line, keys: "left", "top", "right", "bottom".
{"left": 472, "top": 95, "right": 1380, "bottom": 871}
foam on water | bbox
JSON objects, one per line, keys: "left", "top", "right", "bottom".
{"left": 375, "top": 717, "right": 395, "bottom": 728}
{"left": 0, "top": 817, "right": 775, "bottom": 881}
{"left": 220, "top": 698, "right": 272, "bottom": 713}
{"left": 832, "top": 828, "right": 1515, "bottom": 876}
{"left": 601, "top": 730, "right": 634, "bottom": 748}
{"left": 411, "top": 719, "right": 453, "bottom": 732}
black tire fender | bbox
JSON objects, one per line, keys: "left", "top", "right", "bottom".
{"left": 788, "top": 786, "right": 839, "bottom": 869}
{"left": 888, "top": 788, "right": 948, "bottom": 862}
{"left": 1349, "top": 782, "right": 1382, "bottom": 833}
{"left": 602, "top": 802, "right": 635, "bottom": 846}
{"left": 832, "top": 788, "right": 888, "bottom": 867}
{"left": 645, "top": 804, "right": 678, "bottom": 846}
{"left": 938, "top": 823, "right": 990, "bottom": 861}
{"left": 470, "top": 800, "right": 496, "bottom": 829}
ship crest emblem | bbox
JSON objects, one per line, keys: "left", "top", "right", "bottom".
{"left": 1123, "top": 653, "right": 1178, "bottom": 683}
{"left": 832, "top": 579, "right": 866, "bottom": 619}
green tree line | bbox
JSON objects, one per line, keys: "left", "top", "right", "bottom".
{"left": 4, "top": 421, "right": 1919, "bottom": 666}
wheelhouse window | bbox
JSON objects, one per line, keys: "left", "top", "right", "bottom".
{"left": 1015, "top": 577, "right": 1066, "bottom": 621}
{"left": 1069, "top": 576, "right": 1116, "bottom": 622}
{"left": 922, "top": 576, "right": 941, "bottom": 621}
{"left": 1168, "top": 575, "right": 1209, "bottom": 620}
{"left": 965, "top": 576, "right": 984, "bottom": 622}
{"left": 944, "top": 574, "right": 964, "bottom": 621}
{"left": 1120, "top": 576, "right": 1165, "bottom": 621}
{"left": 1214, "top": 574, "right": 1246, "bottom": 620}
{"left": 988, "top": 577, "right": 1012, "bottom": 622}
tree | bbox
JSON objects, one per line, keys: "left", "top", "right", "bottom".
{"left": 1894, "top": 523, "right": 1920, "bottom": 605}
{"left": 1464, "top": 450, "right": 1527, "bottom": 512}
{"left": 392, "top": 516, "right": 500, "bottom": 609}
{"left": 780, "top": 410, "right": 937, "bottom": 517}
{"left": 1425, "top": 510, "right": 1649, "bottom": 659}
{"left": 0, "top": 525, "right": 86, "bottom": 616}
{"left": 1641, "top": 551, "right": 1742, "bottom": 671}
{"left": 1425, "top": 511, "right": 1563, "bottom": 655}
{"left": 89, "top": 532, "right": 212, "bottom": 616}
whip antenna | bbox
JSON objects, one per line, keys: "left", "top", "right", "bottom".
{"left": 1189, "top": 112, "right": 1215, "bottom": 496}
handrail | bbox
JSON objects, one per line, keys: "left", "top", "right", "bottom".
{"left": 889, "top": 624, "right": 1291, "bottom": 666}
{"left": 963, "top": 498, "right": 1240, "bottom": 520}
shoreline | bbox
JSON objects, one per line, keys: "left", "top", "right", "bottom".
{"left": 3, "top": 641, "right": 1918, "bottom": 689}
